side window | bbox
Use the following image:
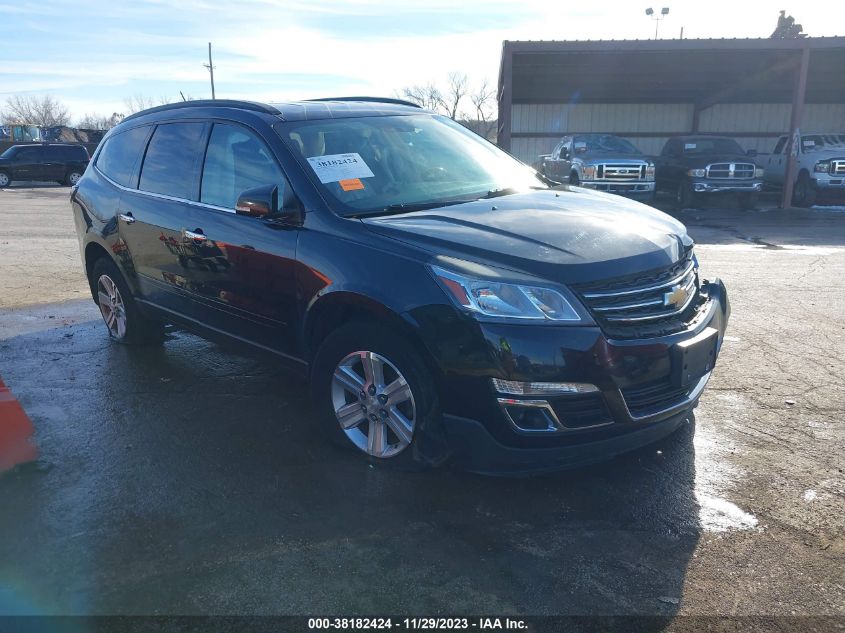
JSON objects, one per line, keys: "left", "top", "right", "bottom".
{"left": 15, "top": 147, "right": 42, "bottom": 162}
{"left": 44, "top": 146, "right": 60, "bottom": 161}
{"left": 773, "top": 137, "right": 786, "bottom": 155}
{"left": 200, "top": 123, "right": 285, "bottom": 209}
{"left": 661, "top": 140, "right": 675, "bottom": 156}
{"left": 139, "top": 122, "right": 206, "bottom": 199}
{"left": 97, "top": 126, "right": 151, "bottom": 187}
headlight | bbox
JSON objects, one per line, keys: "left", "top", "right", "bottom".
{"left": 581, "top": 165, "right": 597, "bottom": 180}
{"left": 687, "top": 168, "right": 706, "bottom": 178}
{"left": 645, "top": 163, "right": 655, "bottom": 180}
{"left": 814, "top": 161, "right": 830, "bottom": 173}
{"left": 430, "top": 265, "right": 582, "bottom": 321}
{"left": 754, "top": 167, "right": 765, "bottom": 178}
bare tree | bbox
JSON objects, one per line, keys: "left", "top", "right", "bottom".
{"left": 76, "top": 112, "right": 124, "bottom": 130}
{"left": 122, "top": 94, "right": 171, "bottom": 115}
{"left": 399, "top": 83, "right": 444, "bottom": 113}
{"left": 467, "top": 79, "right": 497, "bottom": 141}
{"left": 3, "top": 95, "right": 70, "bottom": 127}
{"left": 441, "top": 72, "right": 469, "bottom": 121}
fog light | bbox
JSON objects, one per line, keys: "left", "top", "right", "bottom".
{"left": 492, "top": 378, "right": 598, "bottom": 395}
{"left": 694, "top": 183, "right": 707, "bottom": 192}
{"left": 497, "top": 398, "right": 561, "bottom": 433}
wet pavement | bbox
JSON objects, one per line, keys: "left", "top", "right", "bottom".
{"left": 0, "top": 187, "right": 843, "bottom": 617}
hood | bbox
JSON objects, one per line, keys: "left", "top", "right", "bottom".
{"left": 361, "top": 188, "right": 692, "bottom": 285}
{"left": 679, "top": 153, "right": 756, "bottom": 168}
{"left": 805, "top": 148, "right": 845, "bottom": 161}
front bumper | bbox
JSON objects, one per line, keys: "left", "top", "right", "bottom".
{"left": 690, "top": 179, "right": 762, "bottom": 194}
{"left": 813, "top": 174, "right": 845, "bottom": 190}
{"left": 581, "top": 181, "right": 655, "bottom": 196}
{"left": 434, "top": 279, "right": 729, "bottom": 474}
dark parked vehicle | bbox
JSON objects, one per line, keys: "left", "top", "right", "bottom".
{"left": 71, "top": 98, "right": 729, "bottom": 474}
{"left": 0, "top": 143, "right": 89, "bottom": 187}
{"left": 537, "top": 134, "right": 656, "bottom": 202}
{"left": 655, "top": 136, "right": 763, "bottom": 209}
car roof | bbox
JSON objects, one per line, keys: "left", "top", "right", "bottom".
{"left": 121, "top": 97, "right": 425, "bottom": 124}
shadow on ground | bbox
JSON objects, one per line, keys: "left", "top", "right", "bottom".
{"left": 0, "top": 312, "right": 704, "bottom": 618}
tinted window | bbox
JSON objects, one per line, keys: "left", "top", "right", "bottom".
{"left": 14, "top": 147, "right": 41, "bottom": 162}
{"left": 139, "top": 122, "right": 206, "bottom": 199}
{"left": 46, "top": 145, "right": 86, "bottom": 161}
{"left": 97, "top": 126, "right": 151, "bottom": 187}
{"left": 773, "top": 137, "right": 787, "bottom": 155}
{"left": 201, "top": 123, "right": 285, "bottom": 209}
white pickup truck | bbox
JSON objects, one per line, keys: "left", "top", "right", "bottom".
{"left": 763, "top": 133, "right": 845, "bottom": 206}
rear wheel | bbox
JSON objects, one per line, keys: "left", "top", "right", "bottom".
{"left": 311, "top": 322, "right": 448, "bottom": 469}
{"left": 90, "top": 257, "right": 164, "bottom": 344}
{"left": 792, "top": 172, "right": 817, "bottom": 208}
{"left": 0, "top": 171, "right": 10, "bottom": 188}
{"left": 65, "top": 170, "right": 83, "bottom": 186}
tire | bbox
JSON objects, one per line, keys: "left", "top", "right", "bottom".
{"left": 0, "top": 171, "right": 10, "bottom": 188}
{"left": 569, "top": 171, "right": 580, "bottom": 186}
{"left": 737, "top": 192, "right": 759, "bottom": 210}
{"left": 310, "top": 322, "right": 448, "bottom": 470}
{"left": 64, "top": 170, "right": 83, "bottom": 186}
{"left": 675, "top": 181, "right": 698, "bottom": 210}
{"left": 792, "top": 172, "right": 817, "bottom": 208}
{"left": 90, "top": 257, "right": 164, "bottom": 344}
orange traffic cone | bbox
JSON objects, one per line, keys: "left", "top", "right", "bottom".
{"left": 0, "top": 377, "right": 37, "bottom": 473}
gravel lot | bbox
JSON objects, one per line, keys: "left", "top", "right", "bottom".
{"left": 0, "top": 185, "right": 843, "bottom": 619}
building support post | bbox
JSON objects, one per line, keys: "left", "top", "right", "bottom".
{"left": 497, "top": 42, "right": 513, "bottom": 153}
{"left": 781, "top": 44, "right": 810, "bottom": 209}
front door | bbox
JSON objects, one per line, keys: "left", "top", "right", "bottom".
{"left": 10, "top": 146, "right": 43, "bottom": 181}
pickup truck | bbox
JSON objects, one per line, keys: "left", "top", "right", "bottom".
{"left": 762, "top": 133, "right": 845, "bottom": 207}
{"left": 536, "top": 134, "right": 655, "bottom": 202}
{"left": 655, "top": 136, "right": 763, "bottom": 210}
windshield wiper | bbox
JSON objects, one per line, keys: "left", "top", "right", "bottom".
{"left": 480, "top": 187, "right": 521, "bottom": 199}
{"left": 348, "top": 198, "right": 470, "bottom": 218}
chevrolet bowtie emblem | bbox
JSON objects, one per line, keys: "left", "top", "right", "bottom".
{"left": 663, "top": 284, "right": 689, "bottom": 308}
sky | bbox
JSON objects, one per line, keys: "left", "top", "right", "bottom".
{"left": 1, "top": 0, "right": 843, "bottom": 122}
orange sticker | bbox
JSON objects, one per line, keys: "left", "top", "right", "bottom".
{"left": 339, "top": 178, "right": 365, "bottom": 192}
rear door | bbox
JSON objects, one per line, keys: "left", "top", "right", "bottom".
{"left": 41, "top": 146, "right": 66, "bottom": 182}
{"left": 9, "top": 146, "right": 43, "bottom": 181}
{"left": 117, "top": 121, "right": 209, "bottom": 315}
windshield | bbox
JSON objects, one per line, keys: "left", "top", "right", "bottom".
{"left": 573, "top": 135, "right": 640, "bottom": 154}
{"left": 278, "top": 114, "right": 544, "bottom": 216}
{"left": 681, "top": 138, "right": 745, "bottom": 155}
{"left": 802, "top": 134, "right": 845, "bottom": 152}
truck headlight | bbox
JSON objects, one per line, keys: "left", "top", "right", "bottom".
{"left": 645, "top": 163, "right": 655, "bottom": 180}
{"left": 687, "top": 168, "right": 706, "bottom": 178}
{"left": 814, "top": 161, "right": 830, "bottom": 173}
{"left": 430, "top": 265, "right": 583, "bottom": 322}
{"left": 582, "top": 165, "right": 597, "bottom": 180}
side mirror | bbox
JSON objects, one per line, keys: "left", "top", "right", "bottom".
{"left": 746, "top": 149, "right": 758, "bottom": 157}
{"left": 236, "top": 184, "right": 278, "bottom": 218}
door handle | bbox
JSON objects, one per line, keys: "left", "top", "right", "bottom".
{"left": 183, "top": 228, "right": 208, "bottom": 242}
{"left": 119, "top": 212, "right": 136, "bottom": 224}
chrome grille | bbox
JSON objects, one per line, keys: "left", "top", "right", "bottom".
{"left": 831, "top": 160, "right": 845, "bottom": 176}
{"left": 598, "top": 163, "right": 645, "bottom": 181}
{"left": 574, "top": 255, "right": 701, "bottom": 338}
{"left": 706, "top": 162, "right": 755, "bottom": 179}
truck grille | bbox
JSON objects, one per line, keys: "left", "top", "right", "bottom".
{"left": 598, "top": 164, "right": 645, "bottom": 181}
{"left": 705, "top": 162, "right": 755, "bottom": 179}
{"left": 831, "top": 160, "right": 845, "bottom": 176}
{"left": 573, "top": 255, "right": 701, "bottom": 339}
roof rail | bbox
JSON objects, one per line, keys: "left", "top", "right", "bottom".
{"left": 305, "top": 96, "right": 422, "bottom": 109}
{"left": 122, "top": 99, "right": 280, "bottom": 122}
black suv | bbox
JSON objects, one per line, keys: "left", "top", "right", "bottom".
{"left": 655, "top": 136, "right": 764, "bottom": 209}
{"left": 0, "top": 143, "right": 89, "bottom": 187}
{"left": 71, "top": 98, "right": 729, "bottom": 474}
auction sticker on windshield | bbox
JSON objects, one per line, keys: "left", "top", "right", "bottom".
{"left": 307, "top": 153, "right": 375, "bottom": 184}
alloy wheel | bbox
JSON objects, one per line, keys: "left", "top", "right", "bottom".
{"left": 97, "top": 274, "right": 128, "bottom": 339}
{"left": 0, "top": 173, "right": 9, "bottom": 187}
{"left": 69, "top": 172, "right": 82, "bottom": 185}
{"left": 331, "top": 350, "right": 416, "bottom": 458}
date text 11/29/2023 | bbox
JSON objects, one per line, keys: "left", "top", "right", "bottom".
{"left": 308, "top": 618, "right": 528, "bottom": 630}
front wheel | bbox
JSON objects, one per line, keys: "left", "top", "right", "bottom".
{"left": 737, "top": 192, "right": 759, "bottom": 210}
{"left": 569, "top": 171, "right": 580, "bottom": 186}
{"left": 311, "top": 322, "right": 448, "bottom": 469}
{"left": 90, "top": 258, "right": 164, "bottom": 344}
{"left": 792, "top": 172, "right": 817, "bottom": 208}
{"left": 675, "top": 181, "right": 698, "bottom": 210}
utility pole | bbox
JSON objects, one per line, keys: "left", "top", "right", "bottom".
{"left": 203, "top": 42, "right": 216, "bottom": 100}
